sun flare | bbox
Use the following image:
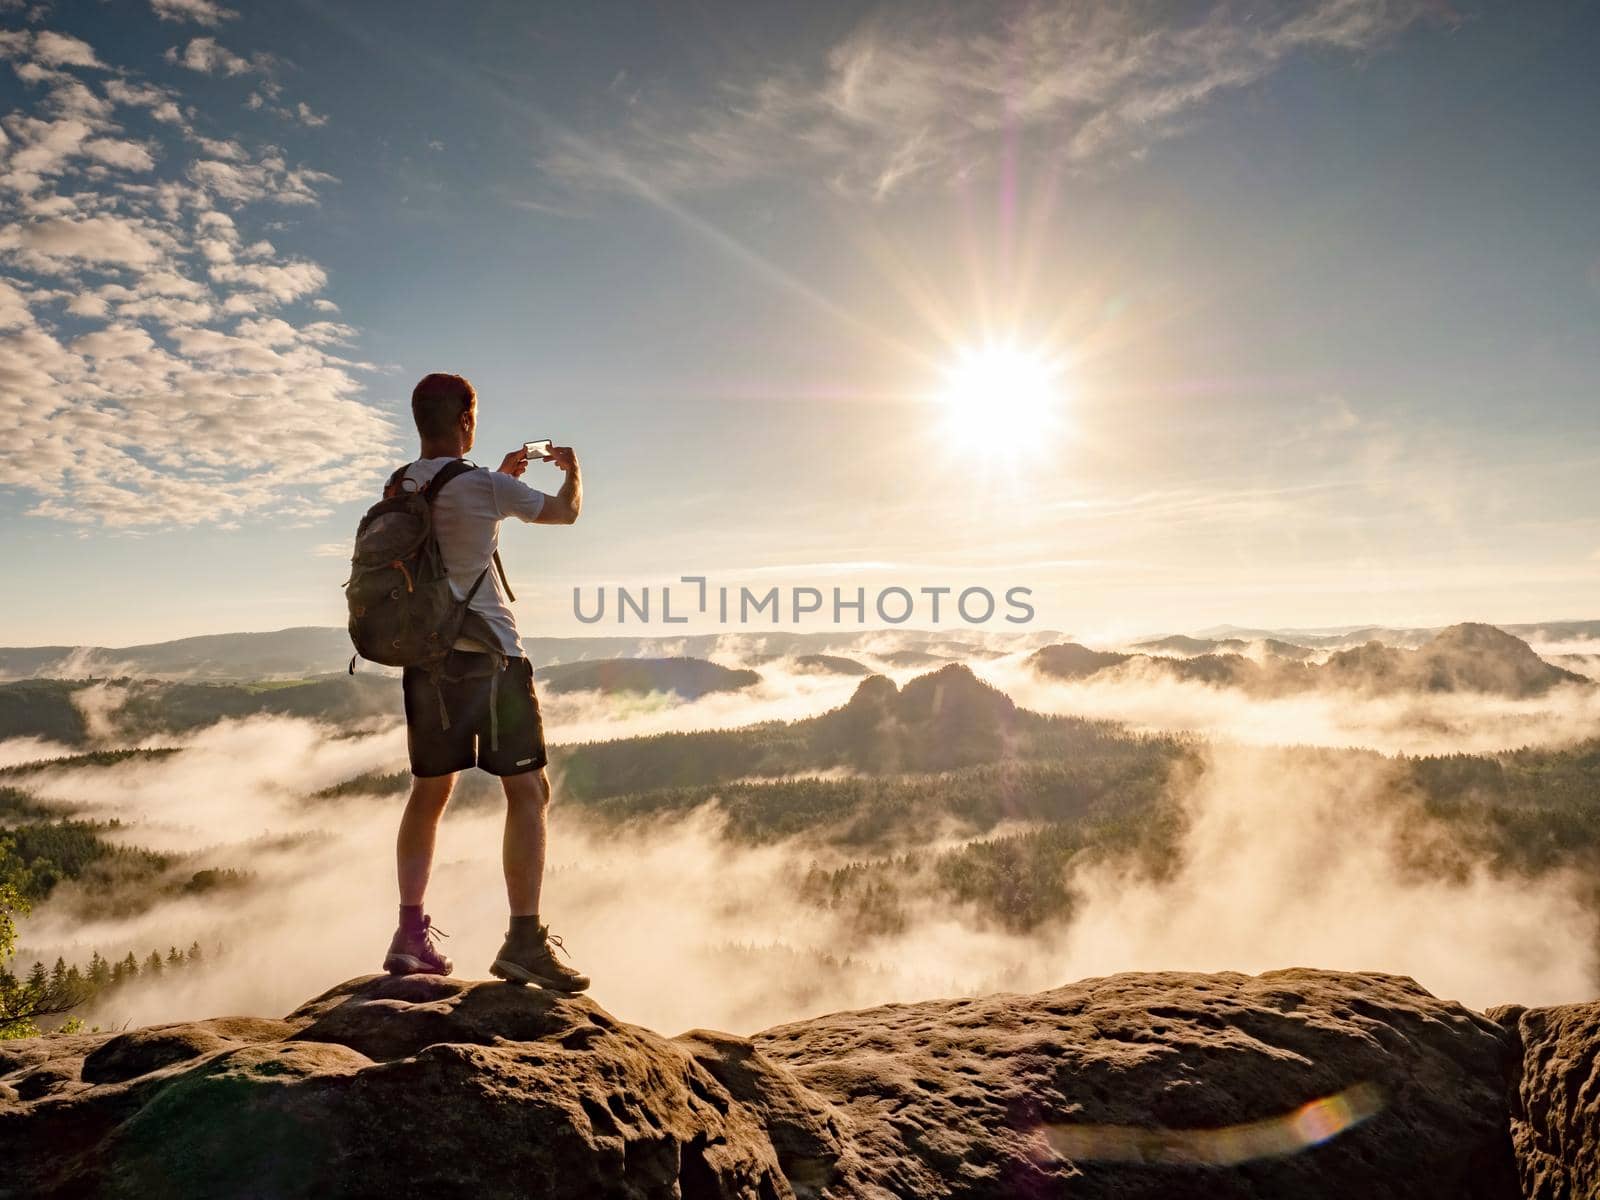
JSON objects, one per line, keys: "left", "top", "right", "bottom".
{"left": 937, "top": 343, "right": 1066, "bottom": 461}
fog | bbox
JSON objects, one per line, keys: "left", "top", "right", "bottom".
{"left": 1058, "top": 744, "right": 1595, "bottom": 1009}
{"left": 7, "top": 644, "right": 1596, "bottom": 1033}
{"left": 979, "top": 654, "right": 1600, "bottom": 756}
{"left": 10, "top": 717, "right": 1056, "bottom": 1033}
{"left": 540, "top": 664, "right": 862, "bottom": 744}
{"left": 0, "top": 737, "right": 74, "bottom": 769}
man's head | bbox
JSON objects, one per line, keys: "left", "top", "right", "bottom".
{"left": 411, "top": 372, "right": 476, "bottom": 452}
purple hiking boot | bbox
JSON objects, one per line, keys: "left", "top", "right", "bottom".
{"left": 383, "top": 914, "right": 453, "bottom": 976}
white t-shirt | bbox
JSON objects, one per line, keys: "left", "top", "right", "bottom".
{"left": 399, "top": 457, "right": 549, "bottom": 657}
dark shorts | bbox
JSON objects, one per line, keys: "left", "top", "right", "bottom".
{"left": 402, "top": 651, "right": 548, "bottom": 778}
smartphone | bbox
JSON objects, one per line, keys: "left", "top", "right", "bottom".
{"left": 523, "top": 439, "right": 553, "bottom": 461}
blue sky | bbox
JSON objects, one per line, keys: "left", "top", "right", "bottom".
{"left": 0, "top": 0, "right": 1596, "bottom": 646}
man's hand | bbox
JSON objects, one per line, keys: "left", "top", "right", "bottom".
{"left": 533, "top": 446, "right": 581, "bottom": 524}
{"left": 497, "top": 447, "right": 530, "bottom": 478}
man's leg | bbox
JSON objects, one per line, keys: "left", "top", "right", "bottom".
{"left": 490, "top": 767, "right": 589, "bottom": 992}
{"left": 385, "top": 772, "right": 457, "bottom": 976}
{"left": 398, "top": 772, "right": 456, "bottom": 905}
{"left": 501, "top": 767, "right": 549, "bottom": 916}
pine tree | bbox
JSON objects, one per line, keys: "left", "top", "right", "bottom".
{"left": 120, "top": 951, "right": 139, "bottom": 981}
{"left": 167, "top": 946, "right": 183, "bottom": 969}
{"left": 145, "top": 951, "right": 163, "bottom": 976}
{"left": 187, "top": 941, "right": 204, "bottom": 965}
{"left": 49, "top": 956, "right": 67, "bottom": 999}
{"left": 88, "top": 951, "right": 110, "bottom": 988}
{"left": 25, "top": 960, "right": 46, "bottom": 994}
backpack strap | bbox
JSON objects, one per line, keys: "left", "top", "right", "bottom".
{"left": 422, "top": 457, "right": 477, "bottom": 501}
{"left": 492, "top": 549, "right": 515, "bottom": 602}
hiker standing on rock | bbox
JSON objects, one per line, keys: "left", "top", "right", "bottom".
{"left": 368, "top": 372, "right": 589, "bottom": 992}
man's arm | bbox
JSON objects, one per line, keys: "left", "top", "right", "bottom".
{"left": 493, "top": 445, "right": 580, "bottom": 524}
{"left": 532, "top": 446, "right": 580, "bottom": 525}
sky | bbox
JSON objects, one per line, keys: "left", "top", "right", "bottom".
{"left": 0, "top": 0, "right": 1596, "bottom": 647}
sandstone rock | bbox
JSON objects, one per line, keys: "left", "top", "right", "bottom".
{"left": 754, "top": 968, "right": 1517, "bottom": 1199}
{"left": 1496, "top": 999, "right": 1600, "bottom": 1199}
{"left": 81, "top": 1016, "right": 295, "bottom": 1085}
{"left": 675, "top": 1028, "right": 843, "bottom": 1194}
{"left": 2, "top": 974, "right": 791, "bottom": 1199}
{"left": 0, "top": 968, "right": 1528, "bottom": 1199}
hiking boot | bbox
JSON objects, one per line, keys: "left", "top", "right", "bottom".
{"left": 489, "top": 922, "right": 590, "bottom": 992}
{"left": 382, "top": 914, "right": 453, "bottom": 976}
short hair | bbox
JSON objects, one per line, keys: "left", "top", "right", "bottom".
{"left": 411, "top": 373, "right": 476, "bottom": 439}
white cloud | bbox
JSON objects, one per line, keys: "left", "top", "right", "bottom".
{"left": 0, "top": 115, "right": 94, "bottom": 190}
{"left": 186, "top": 156, "right": 335, "bottom": 205}
{"left": 207, "top": 258, "right": 326, "bottom": 301}
{"left": 0, "top": 277, "right": 32, "bottom": 328}
{"left": 150, "top": 0, "right": 239, "bottom": 27}
{"left": 103, "top": 79, "right": 173, "bottom": 108}
{"left": 0, "top": 24, "right": 398, "bottom": 530}
{"left": 30, "top": 30, "right": 103, "bottom": 69}
{"left": 247, "top": 91, "right": 330, "bottom": 129}
{"left": 136, "top": 268, "right": 209, "bottom": 299}
{"left": 544, "top": 0, "right": 1444, "bottom": 200}
{"left": 116, "top": 293, "right": 215, "bottom": 324}
{"left": 70, "top": 323, "right": 157, "bottom": 359}
{"left": 1, "top": 214, "right": 166, "bottom": 265}
{"left": 100, "top": 77, "right": 191, "bottom": 130}
{"left": 82, "top": 135, "right": 157, "bottom": 170}
{"left": 64, "top": 290, "right": 108, "bottom": 317}
{"left": 166, "top": 35, "right": 260, "bottom": 76}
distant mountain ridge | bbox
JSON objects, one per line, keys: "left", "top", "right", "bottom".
{"left": 3, "top": 619, "right": 1593, "bottom": 684}
{"left": 1033, "top": 623, "right": 1587, "bottom": 698}
{"left": 0, "top": 627, "right": 1067, "bottom": 683}
{"left": 1130, "top": 635, "right": 1317, "bottom": 661}
{"left": 1183, "top": 620, "right": 1600, "bottom": 651}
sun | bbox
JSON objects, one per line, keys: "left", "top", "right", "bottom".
{"left": 936, "top": 342, "right": 1067, "bottom": 462}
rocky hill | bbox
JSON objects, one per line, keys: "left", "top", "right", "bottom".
{"left": 3, "top": 967, "right": 1594, "bottom": 1198}
{"left": 791, "top": 654, "right": 872, "bottom": 676}
{"left": 813, "top": 663, "right": 1023, "bottom": 772}
{"left": 1320, "top": 622, "right": 1584, "bottom": 696}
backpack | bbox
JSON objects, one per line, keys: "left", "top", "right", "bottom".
{"left": 343, "top": 459, "right": 513, "bottom": 676}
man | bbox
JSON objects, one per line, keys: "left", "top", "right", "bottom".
{"left": 381, "top": 372, "right": 588, "bottom": 992}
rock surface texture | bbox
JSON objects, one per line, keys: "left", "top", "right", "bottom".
{"left": 0, "top": 967, "right": 1587, "bottom": 1199}
{"left": 1493, "top": 1000, "right": 1600, "bottom": 1200}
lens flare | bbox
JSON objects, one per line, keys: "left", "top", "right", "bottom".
{"left": 1040, "top": 1081, "right": 1385, "bottom": 1167}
